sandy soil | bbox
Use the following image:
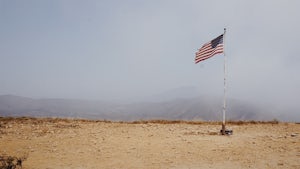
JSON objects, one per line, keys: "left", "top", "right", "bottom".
{"left": 0, "top": 118, "right": 299, "bottom": 169}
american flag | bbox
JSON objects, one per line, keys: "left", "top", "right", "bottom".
{"left": 195, "top": 34, "right": 224, "bottom": 64}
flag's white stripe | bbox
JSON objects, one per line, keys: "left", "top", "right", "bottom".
{"left": 196, "top": 44, "right": 213, "bottom": 54}
{"left": 196, "top": 44, "right": 223, "bottom": 56}
{"left": 195, "top": 44, "right": 223, "bottom": 60}
{"left": 195, "top": 50, "right": 223, "bottom": 63}
{"left": 195, "top": 48, "right": 223, "bottom": 63}
{"left": 196, "top": 44, "right": 223, "bottom": 55}
{"left": 195, "top": 49, "right": 223, "bottom": 61}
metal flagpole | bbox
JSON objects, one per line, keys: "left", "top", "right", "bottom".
{"left": 221, "top": 28, "right": 227, "bottom": 135}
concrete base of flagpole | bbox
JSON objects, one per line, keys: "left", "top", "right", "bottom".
{"left": 220, "top": 124, "right": 233, "bottom": 135}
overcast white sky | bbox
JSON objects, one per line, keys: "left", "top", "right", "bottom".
{"left": 1, "top": 0, "right": 300, "bottom": 109}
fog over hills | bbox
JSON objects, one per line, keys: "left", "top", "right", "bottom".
{"left": 1, "top": 1, "right": 300, "bottom": 124}
{"left": 1, "top": 88, "right": 298, "bottom": 122}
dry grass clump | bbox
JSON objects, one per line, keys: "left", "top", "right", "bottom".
{"left": 130, "top": 119, "right": 281, "bottom": 125}
{"left": 131, "top": 120, "right": 206, "bottom": 125}
{"left": 227, "top": 119, "right": 280, "bottom": 125}
{"left": 0, "top": 117, "right": 77, "bottom": 125}
{"left": 0, "top": 155, "right": 27, "bottom": 169}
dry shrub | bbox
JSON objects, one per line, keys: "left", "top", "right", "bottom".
{"left": 130, "top": 120, "right": 207, "bottom": 125}
{"left": 53, "top": 123, "right": 80, "bottom": 129}
{"left": 227, "top": 119, "right": 280, "bottom": 125}
{"left": 0, "top": 155, "right": 27, "bottom": 169}
{"left": 131, "top": 120, "right": 181, "bottom": 124}
{"left": 208, "top": 131, "right": 219, "bottom": 135}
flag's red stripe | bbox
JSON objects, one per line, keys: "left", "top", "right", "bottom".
{"left": 195, "top": 48, "right": 223, "bottom": 59}
{"left": 196, "top": 44, "right": 223, "bottom": 57}
{"left": 196, "top": 48, "right": 218, "bottom": 58}
{"left": 195, "top": 56, "right": 213, "bottom": 63}
{"left": 195, "top": 51, "right": 223, "bottom": 63}
{"left": 195, "top": 50, "right": 223, "bottom": 63}
{"left": 195, "top": 45, "right": 223, "bottom": 61}
{"left": 196, "top": 44, "right": 212, "bottom": 55}
{"left": 195, "top": 49, "right": 223, "bottom": 62}
{"left": 196, "top": 44, "right": 223, "bottom": 56}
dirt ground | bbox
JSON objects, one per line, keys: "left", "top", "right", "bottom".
{"left": 0, "top": 118, "right": 299, "bottom": 169}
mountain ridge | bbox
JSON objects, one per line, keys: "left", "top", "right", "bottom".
{"left": 0, "top": 94, "right": 294, "bottom": 121}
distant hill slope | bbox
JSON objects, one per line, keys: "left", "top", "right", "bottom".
{"left": 0, "top": 94, "right": 295, "bottom": 121}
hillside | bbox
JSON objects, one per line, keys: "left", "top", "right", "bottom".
{"left": 0, "top": 94, "right": 292, "bottom": 121}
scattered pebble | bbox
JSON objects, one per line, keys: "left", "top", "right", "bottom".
{"left": 291, "top": 133, "right": 297, "bottom": 137}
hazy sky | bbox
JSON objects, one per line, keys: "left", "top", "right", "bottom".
{"left": 1, "top": 0, "right": 300, "bottom": 108}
